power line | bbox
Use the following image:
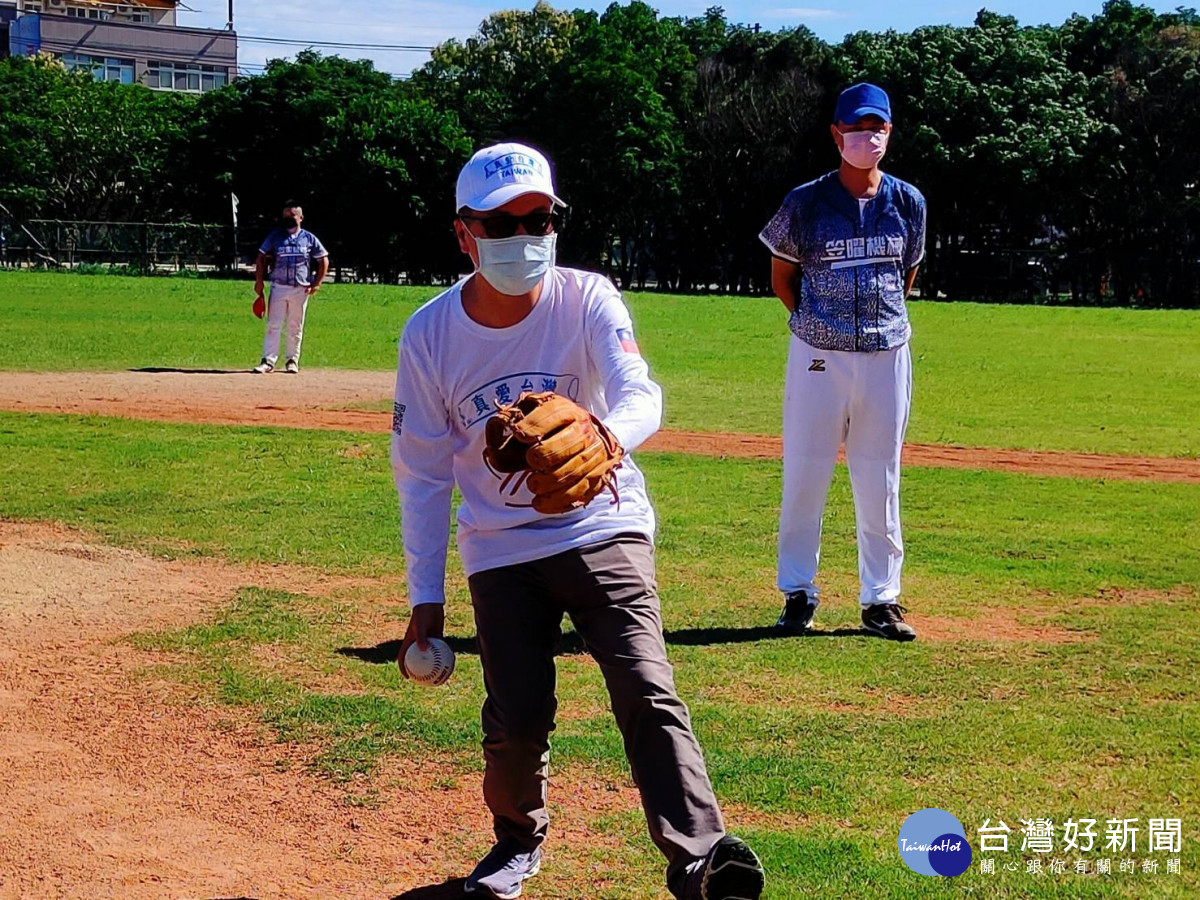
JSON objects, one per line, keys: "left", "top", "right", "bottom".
{"left": 237, "top": 34, "right": 434, "bottom": 51}
{"left": 31, "top": 41, "right": 412, "bottom": 78}
{"left": 26, "top": 20, "right": 427, "bottom": 74}
{"left": 236, "top": 61, "right": 411, "bottom": 80}
{"left": 192, "top": 10, "right": 426, "bottom": 32}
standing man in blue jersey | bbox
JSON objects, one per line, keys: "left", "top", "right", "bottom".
{"left": 252, "top": 201, "right": 329, "bottom": 374}
{"left": 759, "top": 83, "right": 926, "bottom": 641}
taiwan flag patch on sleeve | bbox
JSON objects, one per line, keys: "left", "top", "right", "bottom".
{"left": 616, "top": 327, "right": 640, "bottom": 354}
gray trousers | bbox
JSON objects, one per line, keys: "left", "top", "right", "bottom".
{"left": 468, "top": 534, "right": 726, "bottom": 898}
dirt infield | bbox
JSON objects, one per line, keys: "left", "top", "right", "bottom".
{"left": 0, "top": 521, "right": 652, "bottom": 899}
{"left": 0, "top": 519, "right": 1131, "bottom": 898}
{"left": 1, "top": 369, "right": 1196, "bottom": 483}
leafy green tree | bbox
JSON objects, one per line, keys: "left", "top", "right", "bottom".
{"left": 313, "top": 89, "right": 473, "bottom": 282}
{"left": 840, "top": 12, "right": 1101, "bottom": 300}
{"left": 537, "top": 2, "right": 693, "bottom": 281}
{"left": 416, "top": 2, "right": 692, "bottom": 283}
{"left": 1059, "top": 2, "right": 1200, "bottom": 304}
{"left": 677, "top": 16, "right": 840, "bottom": 291}
{"left": 2, "top": 2, "right": 1197, "bottom": 303}
{"left": 182, "top": 52, "right": 397, "bottom": 230}
{"left": 184, "top": 51, "right": 470, "bottom": 280}
{"left": 0, "top": 55, "right": 194, "bottom": 221}
{"left": 411, "top": 1, "right": 578, "bottom": 143}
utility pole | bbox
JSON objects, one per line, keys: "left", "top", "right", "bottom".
{"left": 228, "top": 0, "right": 234, "bottom": 31}
{"left": 231, "top": 193, "right": 239, "bottom": 271}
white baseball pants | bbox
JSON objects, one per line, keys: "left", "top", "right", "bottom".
{"left": 262, "top": 284, "right": 310, "bottom": 365}
{"left": 777, "top": 337, "right": 912, "bottom": 607}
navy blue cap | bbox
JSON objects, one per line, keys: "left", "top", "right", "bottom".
{"left": 834, "top": 83, "right": 892, "bottom": 124}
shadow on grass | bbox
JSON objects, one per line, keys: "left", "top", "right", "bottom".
{"left": 338, "top": 625, "right": 872, "bottom": 665}
{"left": 665, "top": 625, "right": 868, "bottom": 643}
{"left": 129, "top": 366, "right": 249, "bottom": 375}
{"left": 391, "top": 878, "right": 467, "bottom": 898}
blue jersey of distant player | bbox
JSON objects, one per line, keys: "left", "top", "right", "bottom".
{"left": 259, "top": 228, "right": 329, "bottom": 287}
{"left": 760, "top": 171, "right": 926, "bottom": 352}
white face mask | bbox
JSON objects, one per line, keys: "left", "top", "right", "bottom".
{"left": 839, "top": 129, "right": 889, "bottom": 169}
{"left": 474, "top": 233, "right": 557, "bottom": 296}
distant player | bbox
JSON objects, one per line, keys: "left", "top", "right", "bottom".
{"left": 391, "top": 142, "right": 764, "bottom": 899}
{"left": 251, "top": 201, "right": 329, "bottom": 374}
{"left": 759, "top": 83, "right": 926, "bottom": 641}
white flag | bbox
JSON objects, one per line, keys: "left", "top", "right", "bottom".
{"left": 231, "top": 193, "right": 239, "bottom": 227}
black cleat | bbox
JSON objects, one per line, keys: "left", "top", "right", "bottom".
{"left": 774, "top": 590, "right": 818, "bottom": 634}
{"left": 701, "top": 835, "right": 765, "bottom": 900}
{"left": 862, "top": 603, "right": 917, "bottom": 641}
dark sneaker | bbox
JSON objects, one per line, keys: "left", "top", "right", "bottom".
{"left": 862, "top": 603, "right": 916, "bottom": 641}
{"left": 701, "top": 835, "right": 765, "bottom": 900}
{"left": 464, "top": 842, "right": 542, "bottom": 898}
{"left": 774, "top": 590, "right": 818, "bottom": 634}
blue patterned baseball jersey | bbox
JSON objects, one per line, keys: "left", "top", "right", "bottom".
{"left": 259, "top": 228, "right": 329, "bottom": 287}
{"left": 760, "top": 172, "right": 926, "bottom": 352}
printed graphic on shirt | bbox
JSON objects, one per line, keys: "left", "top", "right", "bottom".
{"left": 822, "top": 235, "right": 904, "bottom": 269}
{"left": 261, "top": 230, "right": 327, "bottom": 286}
{"left": 392, "top": 402, "right": 406, "bottom": 436}
{"left": 758, "top": 172, "right": 925, "bottom": 352}
{"left": 616, "top": 327, "right": 640, "bottom": 354}
{"left": 456, "top": 372, "right": 581, "bottom": 429}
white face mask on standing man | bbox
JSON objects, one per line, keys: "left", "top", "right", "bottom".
{"left": 839, "top": 130, "right": 889, "bottom": 170}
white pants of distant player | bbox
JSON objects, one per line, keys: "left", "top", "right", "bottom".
{"left": 262, "top": 283, "right": 309, "bottom": 366}
{"left": 778, "top": 337, "right": 912, "bottom": 607}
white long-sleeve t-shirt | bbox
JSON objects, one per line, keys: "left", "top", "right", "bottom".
{"left": 390, "top": 267, "right": 663, "bottom": 607}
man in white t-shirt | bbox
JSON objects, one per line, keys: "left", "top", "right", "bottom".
{"left": 391, "top": 143, "right": 764, "bottom": 900}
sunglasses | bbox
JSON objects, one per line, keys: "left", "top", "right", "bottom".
{"left": 460, "top": 211, "right": 561, "bottom": 239}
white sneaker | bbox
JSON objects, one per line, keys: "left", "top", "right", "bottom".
{"left": 252, "top": 359, "right": 274, "bottom": 374}
{"left": 284, "top": 359, "right": 299, "bottom": 374}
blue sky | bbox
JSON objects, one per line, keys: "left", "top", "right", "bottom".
{"left": 179, "top": 1, "right": 1184, "bottom": 76}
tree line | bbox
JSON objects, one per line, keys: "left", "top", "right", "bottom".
{"left": 1, "top": 1, "right": 1197, "bottom": 306}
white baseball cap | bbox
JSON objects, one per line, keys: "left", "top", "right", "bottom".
{"left": 455, "top": 142, "right": 566, "bottom": 212}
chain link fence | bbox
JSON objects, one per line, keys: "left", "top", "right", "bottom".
{"left": 0, "top": 218, "right": 238, "bottom": 271}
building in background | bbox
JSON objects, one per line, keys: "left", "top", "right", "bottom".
{"left": 5, "top": 0, "right": 236, "bottom": 92}
{"left": 0, "top": 3, "right": 17, "bottom": 53}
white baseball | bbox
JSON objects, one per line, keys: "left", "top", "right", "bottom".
{"left": 403, "top": 638, "right": 456, "bottom": 686}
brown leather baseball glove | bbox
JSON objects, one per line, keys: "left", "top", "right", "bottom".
{"left": 483, "top": 391, "right": 624, "bottom": 515}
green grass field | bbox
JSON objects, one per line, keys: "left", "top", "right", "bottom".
{"left": 1, "top": 272, "right": 1198, "bottom": 897}
{"left": 1, "top": 271, "right": 1197, "bottom": 456}
{"left": 1, "top": 411, "right": 1198, "bottom": 897}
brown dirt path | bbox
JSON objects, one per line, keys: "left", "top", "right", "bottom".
{"left": 0, "top": 520, "right": 1187, "bottom": 897}
{"left": 0, "top": 369, "right": 1196, "bottom": 483}
{"left": 0, "top": 522, "right": 647, "bottom": 900}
